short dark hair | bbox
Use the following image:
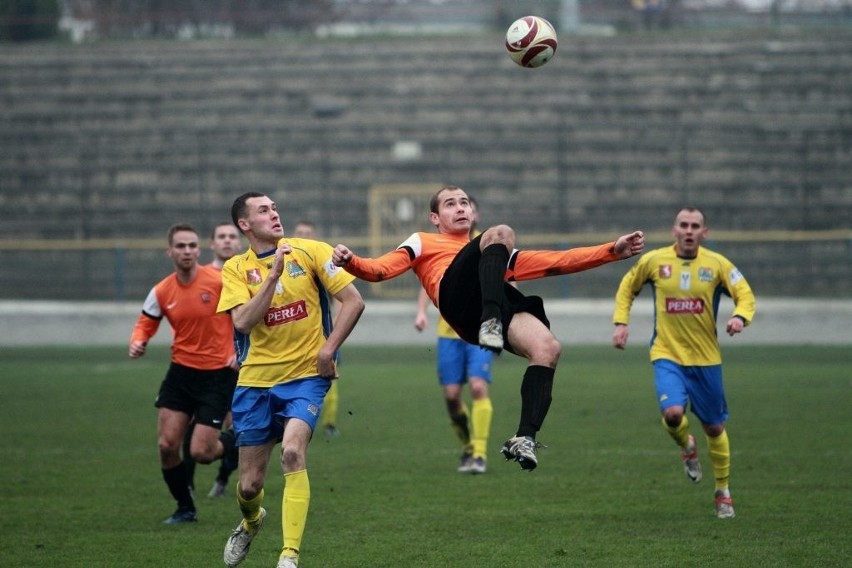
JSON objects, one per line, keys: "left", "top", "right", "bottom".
{"left": 679, "top": 206, "right": 707, "bottom": 227}
{"left": 210, "top": 222, "right": 238, "bottom": 240}
{"left": 231, "top": 192, "right": 266, "bottom": 233}
{"left": 429, "top": 185, "right": 464, "bottom": 214}
{"left": 167, "top": 223, "right": 197, "bottom": 245}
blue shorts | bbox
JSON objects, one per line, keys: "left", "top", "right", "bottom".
{"left": 653, "top": 359, "right": 728, "bottom": 426}
{"left": 437, "top": 337, "right": 493, "bottom": 386}
{"left": 231, "top": 377, "right": 331, "bottom": 447}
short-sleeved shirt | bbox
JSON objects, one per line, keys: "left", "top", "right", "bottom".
{"left": 217, "top": 238, "right": 355, "bottom": 388}
{"left": 613, "top": 244, "right": 756, "bottom": 366}
{"left": 130, "top": 264, "right": 235, "bottom": 370}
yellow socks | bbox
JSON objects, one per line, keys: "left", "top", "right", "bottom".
{"left": 237, "top": 487, "right": 265, "bottom": 529}
{"left": 662, "top": 414, "right": 691, "bottom": 449}
{"left": 320, "top": 381, "right": 339, "bottom": 428}
{"left": 471, "top": 398, "right": 493, "bottom": 460}
{"left": 282, "top": 469, "right": 310, "bottom": 556}
{"left": 706, "top": 429, "right": 731, "bottom": 490}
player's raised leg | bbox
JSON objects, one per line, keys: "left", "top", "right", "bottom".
{"left": 499, "top": 312, "right": 560, "bottom": 471}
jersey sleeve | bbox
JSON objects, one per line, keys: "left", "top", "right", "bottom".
{"left": 311, "top": 241, "right": 356, "bottom": 295}
{"left": 345, "top": 247, "right": 415, "bottom": 282}
{"left": 130, "top": 288, "right": 162, "bottom": 344}
{"left": 612, "top": 256, "right": 649, "bottom": 325}
{"left": 217, "top": 257, "right": 250, "bottom": 313}
{"left": 507, "top": 242, "right": 619, "bottom": 281}
{"left": 723, "top": 261, "right": 756, "bottom": 325}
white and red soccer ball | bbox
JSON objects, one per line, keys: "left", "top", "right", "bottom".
{"left": 505, "top": 16, "right": 558, "bottom": 68}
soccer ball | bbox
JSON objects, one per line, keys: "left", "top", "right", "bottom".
{"left": 505, "top": 16, "right": 558, "bottom": 68}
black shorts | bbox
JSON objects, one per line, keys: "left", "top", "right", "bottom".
{"left": 154, "top": 362, "right": 238, "bottom": 428}
{"left": 438, "top": 234, "right": 550, "bottom": 355}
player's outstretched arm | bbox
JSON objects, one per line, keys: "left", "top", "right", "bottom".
{"left": 332, "top": 244, "right": 353, "bottom": 267}
{"left": 613, "top": 231, "right": 645, "bottom": 259}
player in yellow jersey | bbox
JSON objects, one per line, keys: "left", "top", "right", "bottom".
{"left": 293, "top": 220, "right": 342, "bottom": 440}
{"left": 612, "top": 207, "right": 756, "bottom": 519}
{"left": 334, "top": 185, "right": 645, "bottom": 471}
{"left": 219, "top": 193, "right": 364, "bottom": 568}
{"left": 416, "top": 289, "right": 493, "bottom": 474}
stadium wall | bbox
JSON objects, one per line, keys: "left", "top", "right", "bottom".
{"left": 1, "top": 298, "right": 849, "bottom": 347}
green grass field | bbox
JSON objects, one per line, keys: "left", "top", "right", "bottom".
{"left": 1, "top": 345, "right": 850, "bottom": 567}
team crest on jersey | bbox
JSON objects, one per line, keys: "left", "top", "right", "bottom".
{"left": 699, "top": 267, "right": 714, "bottom": 282}
{"left": 659, "top": 265, "right": 672, "bottom": 279}
{"left": 246, "top": 268, "right": 263, "bottom": 286}
{"left": 307, "top": 403, "right": 319, "bottom": 417}
{"left": 200, "top": 292, "right": 212, "bottom": 304}
{"left": 286, "top": 259, "right": 307, "bottom": 278}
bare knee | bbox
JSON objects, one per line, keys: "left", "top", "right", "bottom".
{"left": 662, "top": 408, "right": 684, "bottom": 427}
{"left": 190, "top": 443, "right": 218, "bottom": 464}
{"left": 238, "top": 474, "right": 265, "bottom": 499}
{"left": 480, "top": 224, "right": 515, "bottom": 249}
{"left": 469, "top": 379, "right": 489, "bottom": 400}
{"left": 704, "top": 423, "right": 725, "bottom": 438}
{"left": 529, "top": 336, "right": 561, "bottom": 368}
{"left": 280, "top": 444, "right": 305, "bottom": 473}
{"left": 158, "top": 436, "right": 181, "bottom": 464}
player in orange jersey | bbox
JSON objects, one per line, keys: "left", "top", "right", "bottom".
{"left": 129, "top": 223, "right": 239, "bottom": 524}
{"left": 181, "top": 221, "right": 245, "bottom": 499}
{"left": 333, "top": 185, "right": 645, "bottom": 471}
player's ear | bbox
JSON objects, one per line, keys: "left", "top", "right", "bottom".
{"left": 429, "top": 211, "right": 440, "bottom": 227}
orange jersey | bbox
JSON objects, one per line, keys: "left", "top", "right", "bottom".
{"left": 345, "top": 232, "right": 621, "bottom": 306}
{"left": 130, "top": 264, "right": 235, "bottom": 370}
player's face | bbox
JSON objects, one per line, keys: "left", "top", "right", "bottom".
{"left": 672, "top": 210, "right": 707, "bottom": 258}
{"left": 210, "top": 225, "right": 241, "bottom": 261}
{"left": 431, "top": 189, "right": 473, "bottom": 235}
{"left": 293, "top": 224, "right": 315, "bottom": 238}
{"left": 241, "top": 196, "right": 284, "bottom": 244}
{"left": 167, "top": 230, "right": 200, "bottom": 270}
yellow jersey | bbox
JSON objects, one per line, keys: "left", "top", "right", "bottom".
{"left": 613, "top": 244, "right": 756, "bottom": 366}
{"left": 217, "top": 238, "right": 355, "bottom": 388}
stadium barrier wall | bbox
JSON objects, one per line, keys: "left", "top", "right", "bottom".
{"left": 1, "top": 298, "right": 849, "bottom": 347}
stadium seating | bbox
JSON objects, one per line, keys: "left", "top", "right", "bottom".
{"left": 1, "top": 29, "right": 850, "bottom": 299}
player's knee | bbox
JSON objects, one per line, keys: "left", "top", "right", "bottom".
{"left": 481, "top": 224, "right": 515, "bottom": 248}
{"left": 238, "top": 476, "right": 264, "bottom": 499}
{"left": 533, "top": 335, "right": 561, "bottom": 367}
{"left": 662, "top": 409, "right": 684, "bottom": 427}
{"left": 189, "top": 445, "right": 217, "bottom": 464}
{"left": 280, "top": 444, "right": 305, "bottom": 472}
{"left": 158, "top": 437, "right": 181, "bottom": 458}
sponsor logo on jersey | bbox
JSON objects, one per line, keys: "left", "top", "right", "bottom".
{"left": 286, "top": 260, "right": 307, "bottom": 278}
{"left": 666, "top": 297, "right": 705, "bottom": 314}
{"left": 246, "top": 269, "right": 262, "bottom": 286}
{"left": 264, "top": 300, "right": 307, "bottom": 327}
{"left": 659, "top": 265, "right": 672, "bottom": 279}
{"left": 699, "top": 267, "right": 714, "bottom": 282}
